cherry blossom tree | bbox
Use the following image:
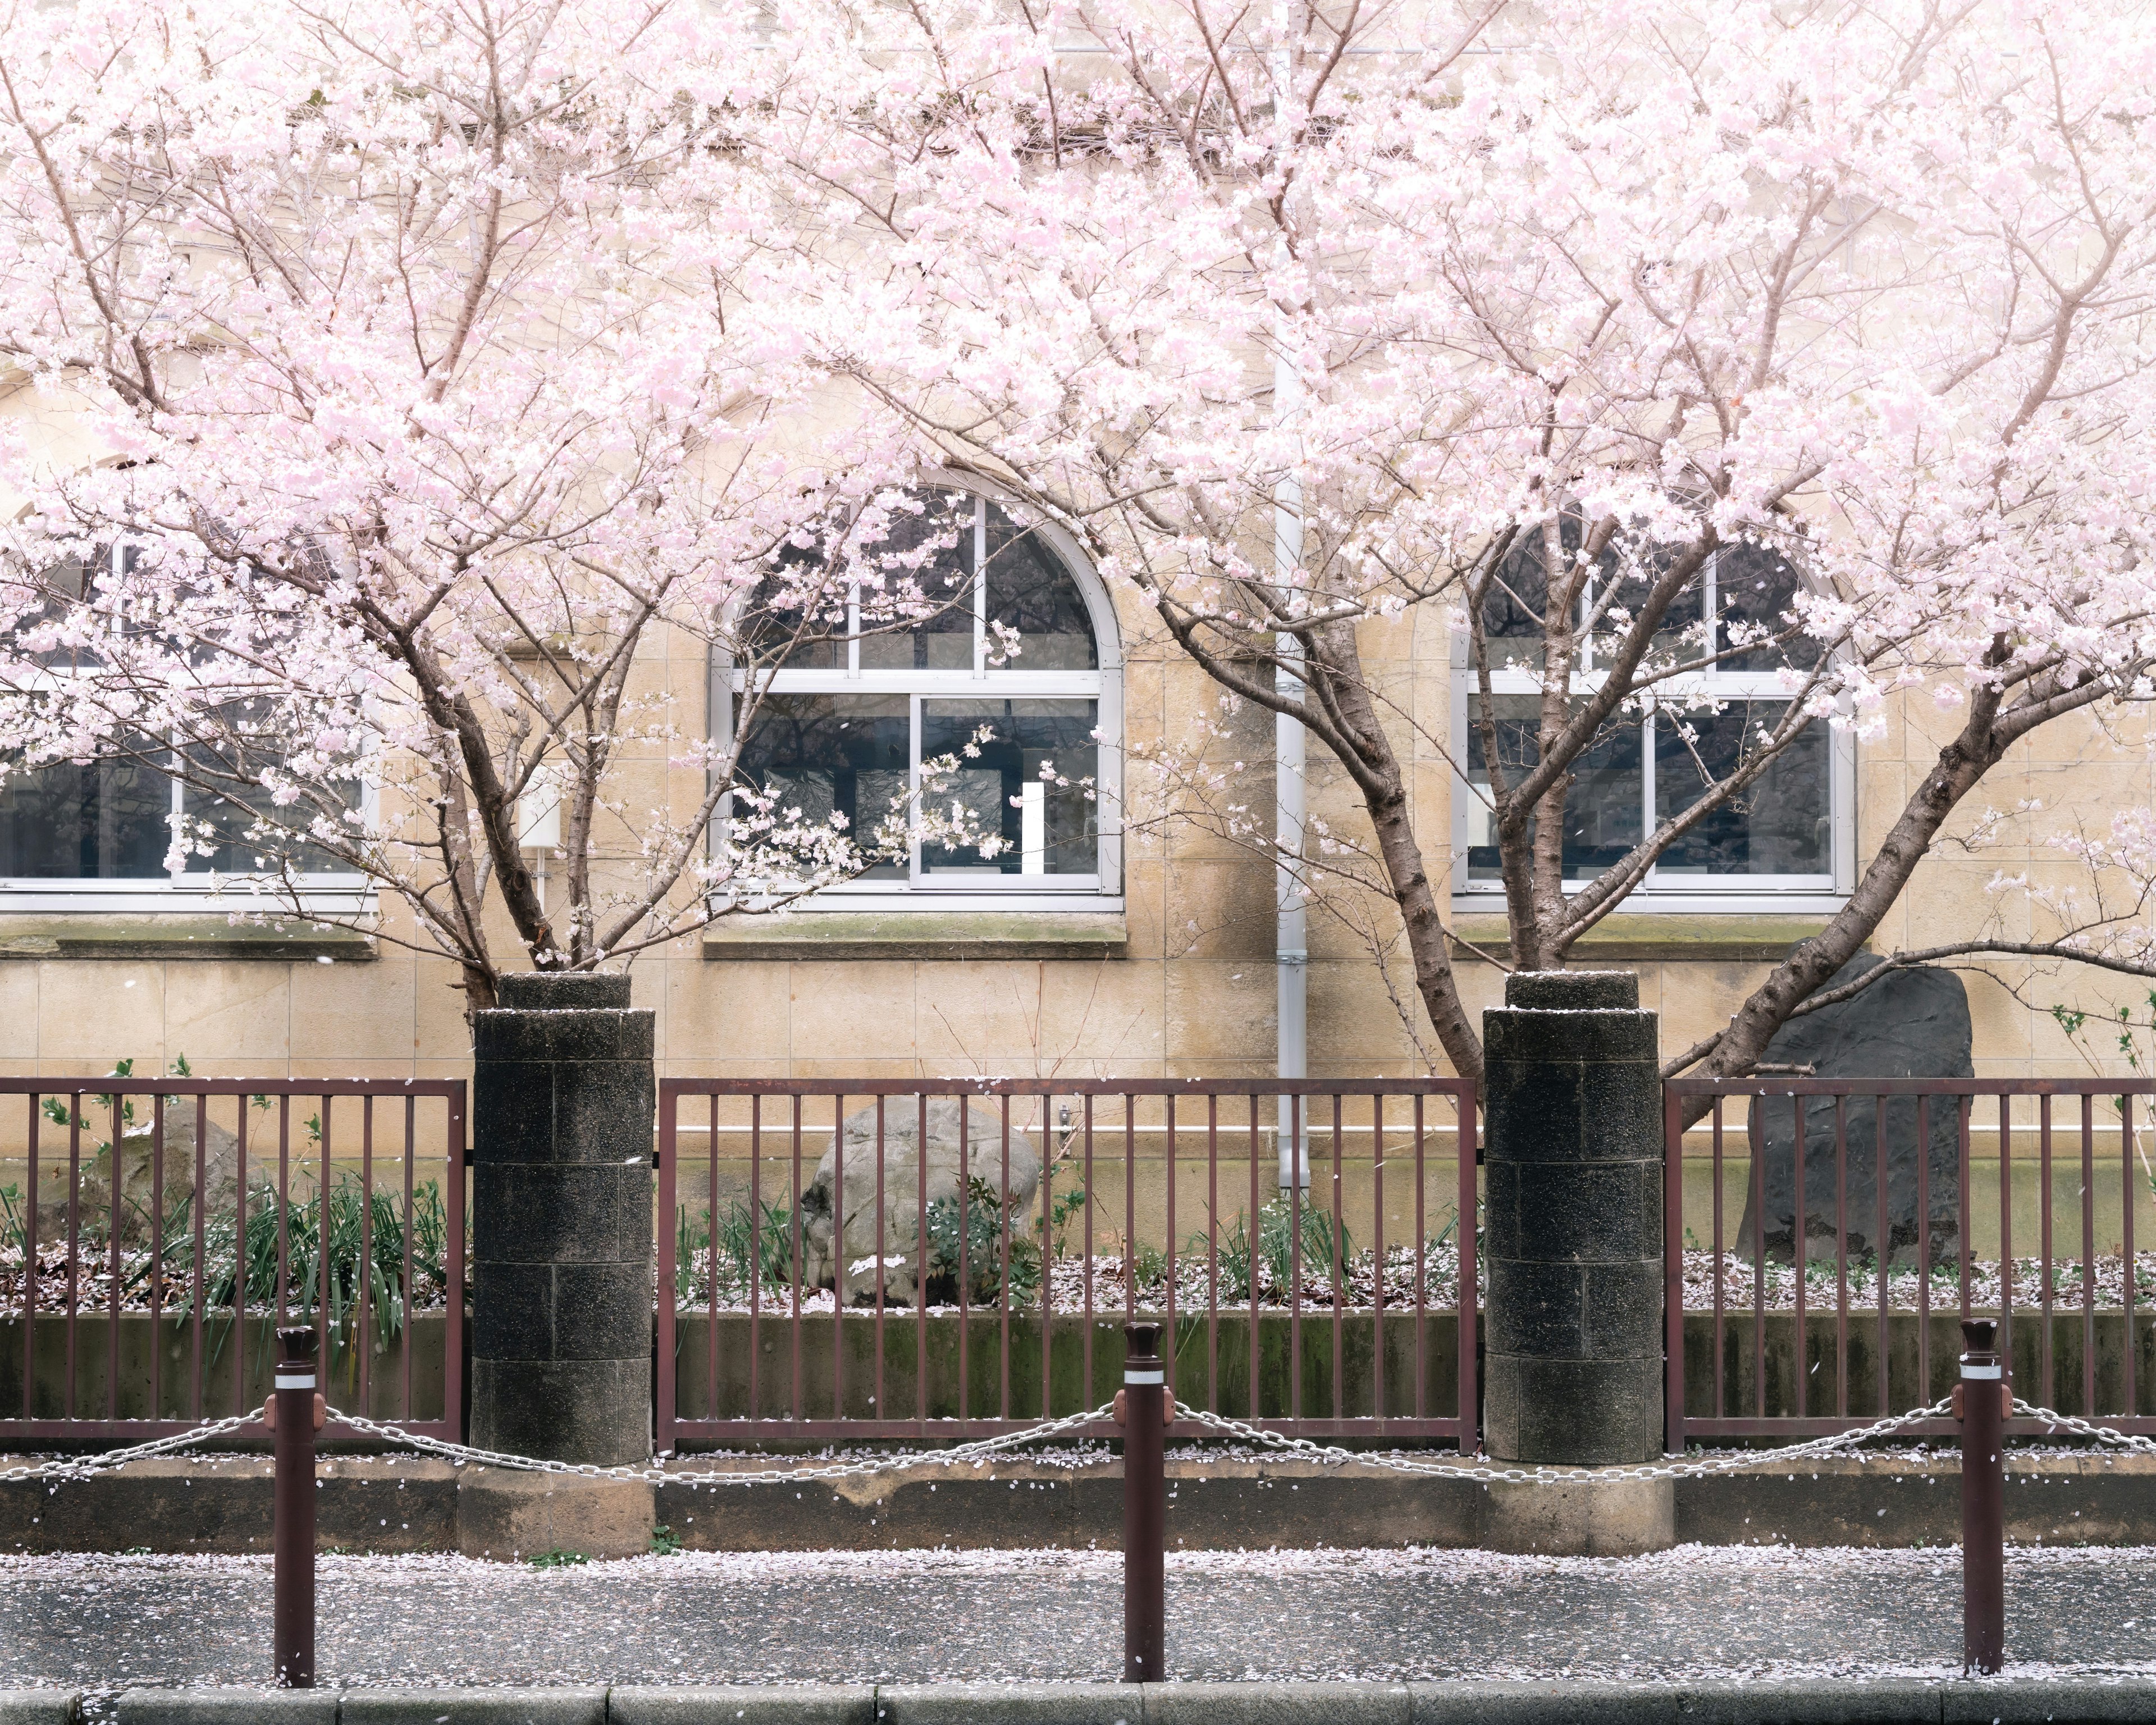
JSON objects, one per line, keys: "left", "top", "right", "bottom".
{"left": 757, "top": 0, "right": 2156, "bottom": 1085}
{"left": 0, "top": 0, "right": 980, "bottom": 1012}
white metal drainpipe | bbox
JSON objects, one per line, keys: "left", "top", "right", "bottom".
{"left": 1274, "top": 349, "right": 1309, "bottom": 1190}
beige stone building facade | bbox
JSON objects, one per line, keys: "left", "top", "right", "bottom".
{"left": 0, "top": 437, "right": 2133, "bottom": 1094}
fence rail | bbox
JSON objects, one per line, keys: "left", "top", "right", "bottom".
{"left": 656, "top": 1078, "right": 1479, "bottom": 1449}
{"left": 1664, "top": 1076, "right": 2156, "bottom": 1448}
{"left": 0, "top": 1078, "right": 467, "bottom": 1445}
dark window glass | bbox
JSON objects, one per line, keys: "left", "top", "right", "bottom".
{"left": 0, "top": 739, "right": 173, "bottom": 878}
{"left": 920, "top": 699, "right": 1097, "bottom": 877}
{"left": 740, "top": 548, "right": 847, "bottom": 671}
{"left": 856, "top": 493, "right": 975, "bottom": 672}
{"left": 1463, "top": 695, "right": 1644, "bottom": 882}
{"left": 1656, "top": 701, "right": 1830, "bottom": 875}
{"left": 733, "top": 694, "right": 910, "bottom": 878}
{"left": 984, "top": 506, "right": 1096, "bottom": 670}
{"left": 179, "top": 708, "right": 349, "bottom": 875}
{"left": 1716, "top": 542, "right": 1821, "bottom": 671}
{"left": 1480, "top": 527, "right": 1554, "bottom": 644}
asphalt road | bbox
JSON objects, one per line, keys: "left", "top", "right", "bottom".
{"left": 3, "top": 1544, "right": 2153, "bottom": 1691}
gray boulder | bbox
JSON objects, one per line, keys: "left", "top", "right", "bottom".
{"left": 1734, "top": 954, "right": 1968, "bottom": 1266}
{"left": 33, "top": 1103, "right": 245, "bottom": 1247}
{"left": 798, "top": 1098, "right": 1041, "bottom": 1306}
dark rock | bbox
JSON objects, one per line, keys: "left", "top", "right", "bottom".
{"left": 1734, "top": 954, "right": 1968, "bottom": 1266}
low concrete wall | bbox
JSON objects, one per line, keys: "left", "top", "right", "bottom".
{"left": 75, "top": 1679, "right": 2156, "bottom": 1725}
{"left": 10, "top": 1449, "right": 2156, "bottom": 1556}
{"left": 0, "top": 1313, "right": 450, "bottom": 1423}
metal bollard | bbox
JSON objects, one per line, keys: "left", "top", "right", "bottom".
{"left": 271, "top": 1325, "right": 320, "bottom": 1688}
{"left": 1120, "top": 1320, "right": 1167, "bottom": 1683}
{"left": 1958, "top": 1316, "right": 2006, "bottom": 1675}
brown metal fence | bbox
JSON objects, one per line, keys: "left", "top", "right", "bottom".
{"left": 656, "top": 1078, "right": 1479, "bottom": 1449}
{"left": 0, "top": 1078, "right": 466, "bottom": 1445}
{"left": 1664, "top": 1076, "right": 2156, "bottom": 1447}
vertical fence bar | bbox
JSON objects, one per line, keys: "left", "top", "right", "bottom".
{"left": 1664, "top": 1084, "right": 1686, "bottom": 1454}
{"left": 1834, "top": 1096, "right": 1848, "bottom": 1418}
{"left": 2126, "top": 1094, "right": 2138, "bottom": 1422}
{"left": 1455, "top": 1088, "right": 1476, "bottom": 1452}
{"left": 655, "top": 1089, "right": 677, "bottom": 1455}
{"left": 1752, "top": 1095, "right": 1766, "bottom": 1419}
{"left": 746, "top": 1094, "right": 758, "bottom": 1423}
{"left": 1289, "top": 1094, "right": 1303, "bottom": 1427}
{"left": 359, "top": 1097, "right": 374, "bottom": 1419}
{"left": 958, "top": 1094, "right": 971, "bottom": 1431}
{"left": 1959, "top": 1098, "right": 1974, "bottom": 1326}
{"left": 106, "top": 1093, "right": 122, "bottom": 1423}
{"left": 2000, "top": 1096, "right": 2014, "bottom": 1375}
{"left": 1125, "top": 1102, "right": 1138, "bottom": 1316}
{"left": 1371, "top": 1094, "right": 1385, "bottom": 1426}
{"left": 2082, "top": 1093, "right": 2096, "bottom": 1418}
{"left": 709, "top": 1093, "right": 723, "bottom": 1423}
{"left": 1082, "top": 1096, "right": 1095, "bottom": 1416}
{"left": 149, "top": 1090, "right": 165, "bottom": 1422}
{"left": 2039, "top": 1094, "right": 2054, "bottom": 1407}
{"left": 1917, "top": 1096, "right": 1931, "bottom": 1413}
{"left": 1207, "top": 1096, "right": 1219, "bottom": 1417}
{"left": 915, "top": 1093, "right": 928, "bottom": 1434}
{"left": 316, "top": 1101, "right": 332, "bottom": 1377}
{"left": 276, "top": 1097, "right": 290, "bottom": 1329}
{"left": 233, "top": 1102, "right": 247, "bottom": 1423}
{"left": 1330, "top": 1096, "right": 1344, "bottom": 1423}
{"left": 1794, "top": 1100, "right": 1808, "bottom": 1422}
{"left": 1712, "top": 1099, "right": 1726, "bottom": 1421}
{"left": 791, "top": 1097, "right": 804, "bottom": 1423}
{"left": 1414, "top": 1093, "right": 1426, "bottom": 1426}
{"left": 66, "top": 1094, "right": 79, "bottom": 1423}
{"left": 436, "top": 1083, "right": 466, "bottom": 1434}
{"left": 1249, "top": 1099, "right": 1261, "bottom": 1422}
{"left": 401, "top": 1096, "right": 414, "bottom": 1424}
{"left": 21, "top": 1098, "right": 36, "bottom": 1422}
{"left": 1875, "top": 1098, "right": 1889, "bottom": 1419}
{"left": 999, "top": 1097, "right": 1012, "bottom": 1423}
{"left": 1165, "top": 1096, "right": 1178, "bottom": 1412}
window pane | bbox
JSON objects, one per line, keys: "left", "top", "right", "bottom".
{"left": 741, "top": 551, "right": 847, "bottom": 670}
{"left": 0, "top": 741, "right": 173, "bottom": 878}
{"left": 733, "top": 694, "right": 911, "bottom": 878}
{"left": 179, "top": 710, "right": 351, "bottom": 875}
{"left": 920, "top": 699, "right": 1097, "bottom": 877}
{"left": 1463, "top": 694, "right": 1644, "bottom": 882}
{"left": 1655, "top": 702, "right": 1830, "bottom": 875}
{"left": 1716, "top": 542, "right": 1821, "bottom": 671}
{"left": 1479, "top": 528, "right": 1552, "bottom": 645}
{"left": 984, "top": 505, "right": 1097, "bottom": 670}
{"left": 856, "top": 494, "right": 974, "bottom": 672}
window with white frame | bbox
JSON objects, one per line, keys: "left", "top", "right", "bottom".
{"left": 0, "top": 542, "right": 368, "bottom": 913}
{"left": 1452, "top": 533, "right": 1853, "bottom": 911}
{"left": 720, "top": 489, "right": 1122, "bottom": 907}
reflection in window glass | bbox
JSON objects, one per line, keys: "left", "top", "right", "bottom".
{"left": 733, "top": 694, "right": 911, "bottom": 878}
{"left": 1462, "top": 696, "right": 1643, "bottom": 882}
{"left": 921, "top": 699, "right": 1098, "bottom": 877}
{"left": 0, "top": 742, "right": 172, "bottom": 878}
{"left": 985, "top": 512, "right": 1097, "bottom": 670}
{"left": 1716, "top": 542, "right": 1821, "bottom": 672}
{"left": 1656, "top": 702, "right": 1830, "bottom": 874}
{"left": 857, "top": 492, "right": 975, "bottom": 672}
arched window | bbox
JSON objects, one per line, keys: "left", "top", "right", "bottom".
{"left": 1453, "top": 530, "right": 1852, "bottom": 910}
{"left": 721, "top": 487, "right": 1122, "bottom": 905}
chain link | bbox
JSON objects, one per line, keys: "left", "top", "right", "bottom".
{"left": 2008, "top": 1397, "right": 2156, "bottom": 1454}
{"left": 1173, "top": 1399, "right": 1959, "bottom": 1483}
{"left": 0, "top": 1409, "right": 265, "bottom": 1484}
{"left": 323, "top": 1402, "right": 1121, "bottom": 1486}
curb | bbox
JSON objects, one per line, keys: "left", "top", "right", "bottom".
{"left": 60, "top": 1681, "right": 2156, "bottom": 1725}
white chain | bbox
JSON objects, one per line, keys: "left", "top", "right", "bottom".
{"left": 0, "top": 1409, "right": 264, "bottom": 1484}
{"left": 1173, "top": 1398, "right": 1959, "bottom": 1483}
{"left": 322, "top": 1402, "right": 1120, "bottom": 1486}
{"left": 2008, "top": 1397, "right": 2156, "bottom": 1454}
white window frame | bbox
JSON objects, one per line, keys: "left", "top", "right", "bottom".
{"left": 1450, "top": 547, "right": 1856, "bottom": 915}
{"left": 0, "top": 542, "right": 373, "bottom": 917}
{"left": 713, "top": 489, "right": 1124, "bottom": 914}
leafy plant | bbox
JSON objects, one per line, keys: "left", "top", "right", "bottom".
{"left": 1211, "top": 1198, "right": 1358, "bottom": 1302}
{"left": 1042, "top": 1182, "right": 1091, "bottom": 1258}
{"left": 648, "top": 1524, "right": 683, "bottom": 1556}
{"left": 924, "top": 1176, "right": 1042, "bottom": 1306}
{"left": 675, "top": 1196, "right": 796, "bottom": 1302}
{"left": 528, "top": 1548, "right": 587, "bottom": 1568}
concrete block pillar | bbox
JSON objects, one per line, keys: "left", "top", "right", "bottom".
{"left": 470, "top": 971, "right": 654, "bottom": 1466}
{"left": 1482, "top": 968, "right": 1663, "bottom": 1466}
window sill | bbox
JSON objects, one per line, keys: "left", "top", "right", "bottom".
{"left": 0, "top": 914, "right": 377, "bottom": 962}
{"left": 1447, "top": 912, "right": 1831, "bottom": 964}
{"left": 702, "top": 911, "right": 1128, "bottom": 962}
